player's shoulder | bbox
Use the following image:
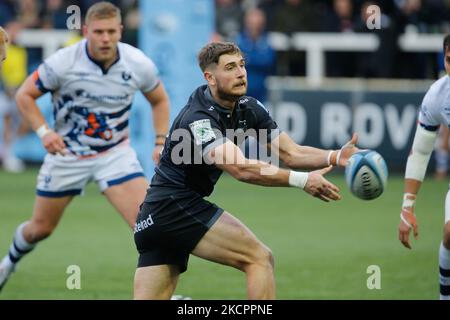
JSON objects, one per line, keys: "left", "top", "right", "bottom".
{"left": 181, "top": 87, "right": 221, "bottom": 127}
{"left": 41, "top": 39, "right": 84, "bottom": 74}
{"left": 118, "top": 42, "right": 154, "bottom": 64}
{"left": 428, "top": 75, "right": 450, "bottom": 94}
{"left": 51, "top": 39, "right": 84, "bottom": 61}
{"left": 241, "top": 95, "right": 270, "bottom": 114}
{"left": 423, "top": 75, "right": 450, "bottom": 110}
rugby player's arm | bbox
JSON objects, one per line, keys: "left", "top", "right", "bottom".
{"left": 16, "top": 73, "right": 66, "bottom": 154}
{"left": 15, "top": 73, "right": 48, "bottom": 131}
{"left": 209, "top": 140, "right": 341, "bottom": 201}
{"left": 269, "top": 132, "right": 359, "bottom": 170}
{"left": 399, "top": 124, "right": 438, "bottom": 249}
{"left": 142, "top": 82, "right": 170, "bottom": 143}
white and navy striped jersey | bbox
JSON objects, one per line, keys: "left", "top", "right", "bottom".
{"left": 419, "top": 75, "right": 450, "bottom": 131}
{"left": 34, "top": 39, "right": 160, "bottom": 156}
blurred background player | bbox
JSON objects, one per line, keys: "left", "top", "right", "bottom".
{"left": 0, "top": 2, "right": 170, "bottom": 292}
{"left": 0, "top": 21, "right": 29, "bottom": 173}
{"left": 398, "top": 34, "right": 450, "bottom": 300}
{"left": 0, "top": 26, "right": 7, "bottom": 71}
{"left": 434, "top": 125, "right": 450, "bottom": 181}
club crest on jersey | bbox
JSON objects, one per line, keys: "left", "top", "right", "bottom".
{"left": 189, "top": 119, "right": 216, "bottom": 146}
{"left": 122, "top": 71, "right": 132, "bottom": 81}
{"left": 44, "top": 175, "right": 52, "bottom": 189}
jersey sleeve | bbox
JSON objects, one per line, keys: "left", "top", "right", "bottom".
{"left": 35, "top": 49, "right": 66, "bottom": 93}
{"left": 135, "top": 54, "right": 160, "bottom": 93}
{"left": 418, "top": 89, "right": 442, "bottom": 131}
{"left": 184, "top": 112, "right": 226, "bottom": 159}
{"left": 252, "top": 99, "right": 280, "bottom": 141}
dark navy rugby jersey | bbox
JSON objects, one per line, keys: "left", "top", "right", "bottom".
{"left": 151, "top": 85, "right": 279, "bottom": 197}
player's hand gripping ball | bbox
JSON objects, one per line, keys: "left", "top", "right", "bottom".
{"left": 345, "top": 150, "right": 388, "bottom": 200}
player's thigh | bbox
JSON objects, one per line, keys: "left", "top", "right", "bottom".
{"left": 134, "top": 264, "right": 180, "bottom": 300}
{"left": 95, "top": 145, "right": 147, "bottom": 226}
{"left": 30, "top": 195, "right": 74, "bottom": 230}
{"left": 103, "top": 176, "right": 148, "bottom": 227}
{"left": 192, "top": 211, "right": 270, "bottom": 270}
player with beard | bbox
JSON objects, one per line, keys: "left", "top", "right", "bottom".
{"left": 132, "top": 42, "right": 359, "bottom": 299}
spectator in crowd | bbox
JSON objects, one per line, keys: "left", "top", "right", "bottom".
{"left": 235, "top": 7, "right": 275, "bottom": 102}
{"left": 270, "top": 0, "right": 320, "bottom": 76}
{"left": 322, "top": 0, "right": 357, "bottom": 77}
{"left": 216, "top": 0, "right": 243, "bottom": 41}
{"left": 354, "top": 0, "right": 397, "bottom": 78}
{"left": 42, "top": 0, "right": 68, "bottom": 29}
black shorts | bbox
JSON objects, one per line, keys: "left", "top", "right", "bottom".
{"left": 134, "top": 187, "right": 223, "bottom": 273}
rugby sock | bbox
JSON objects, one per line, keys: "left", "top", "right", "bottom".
{"left": 435, "top": 148, "right": 449, "bottom": 173}
{"left": 439, "top": 242, "right": 450, "bottom": 300}
{"left": 4, "top": 222, "right": 36, "bottom": 269}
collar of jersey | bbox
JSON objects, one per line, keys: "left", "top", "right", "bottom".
{"left": 84, "top": 41, "right": 121, "bottom": 75}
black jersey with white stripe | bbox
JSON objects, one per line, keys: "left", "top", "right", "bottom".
{"left": 150, "top": 85, "right": 279, "bottom": 198}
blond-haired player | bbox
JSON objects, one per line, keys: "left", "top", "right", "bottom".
{"left": 0, "top": 2, "right": 170, "bottom": 292}
{"left": 0, "top": 26, "right": 7, "bottom": 69}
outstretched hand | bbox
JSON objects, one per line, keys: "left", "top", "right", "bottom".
{"left": 304, "top": 166, "right": 341, "bottom": 202}
{"left": 336, "top": 133, "right": 359, "bottom": 167}
{"left": 398, "top": 208, "right": 419, "bottom": 249}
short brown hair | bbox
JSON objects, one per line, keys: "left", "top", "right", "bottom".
{"left": 85, "top": 1, "right": 121, "bottom": 24}
{"left": 198, "top": 42, "right": 242, "bottom": 72}
{"left": 0, "top": 26, "right": 8, "bottom": 45}
{"left": 444, "top": 34, "right": 450, "bottom": 53}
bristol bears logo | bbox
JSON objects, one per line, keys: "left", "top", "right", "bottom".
{"left": 122, "top": 71, "right": 132, "bottom": 81}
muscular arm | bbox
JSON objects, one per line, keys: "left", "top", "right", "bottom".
{"left": 269, "top": 132, "right": 331, "bottom": 170}
{"left": 269, "top": 132, "right": 358, "bottom": 170}
{"left": 142, "top": 82, "right": 170, "bottom": 142}
{"left": 212, "top": 140, "right": 290, "bottom": 186}
{"left": 142, "top": 82, "right": 170, "bottom": 164}
{"left": 15, "top": 73, "right": 46, "bottom": 130}
{"left": 15, "top": 73, "right": 66, "bottom": 154}
{"left": 399, "top": 124, "right": 438, "bottom": 249}
{"left": 209, "top": 140, "right": 341, "bottom": 202}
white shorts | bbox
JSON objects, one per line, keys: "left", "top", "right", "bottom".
{"left": 36, "top": 144, "right": 145, "bottom": 197}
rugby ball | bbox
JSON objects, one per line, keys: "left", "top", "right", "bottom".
{"left": 345, "top": 150, "right": 388, "bottom": 200}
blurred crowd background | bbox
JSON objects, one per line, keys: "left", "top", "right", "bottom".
{"left": 0, "top": 0, "right": 449, "bottom": 173}
{"left": 0, "top": 0, "right": 449, "bottom": 81}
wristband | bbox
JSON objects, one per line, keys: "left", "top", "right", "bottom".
{"left": 402, "top": 193, "right": 416, "bottom": 209}
{"left": 288, "top": 171, "right": 309, "bottom": 189}
{"left": 36, "top": 124, "right": 52, "bottom": 139}
{"left": 400, "top": 211, "right": 412, "bottom": 228}
{"left": 327, "top": 150, "right": 334, "bottom": 166}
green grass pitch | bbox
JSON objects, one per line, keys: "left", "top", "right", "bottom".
{"left": 0, "top": 168, "right": 446, "bottom": 299}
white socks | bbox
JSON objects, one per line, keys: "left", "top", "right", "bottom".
{"left": 4, "top": 222, "right": 36, "bottom": 269}
{"left": 439, "top": 242, "right": 450, "bottom": 300}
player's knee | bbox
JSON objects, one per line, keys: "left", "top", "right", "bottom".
{"left": 443, "top": 222, "right": 450, "bottom": 249}
{"left": 28, "top": 219, "right": 56, "bottom": 242}
{"left": 251, "top": 244, "right": 275, "bottom": 271}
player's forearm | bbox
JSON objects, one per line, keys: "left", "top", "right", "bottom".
{"left": 234, "top": 160, "right": 291, "bottom": 187}
{"left": 283, "top": 145, "right": 331, "bottom": 170}
{"left": 151, "top": 100, "right": 169, "bottom": 141}
{"left": 404, "top": 178, "right": 422, "bottom": 196}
